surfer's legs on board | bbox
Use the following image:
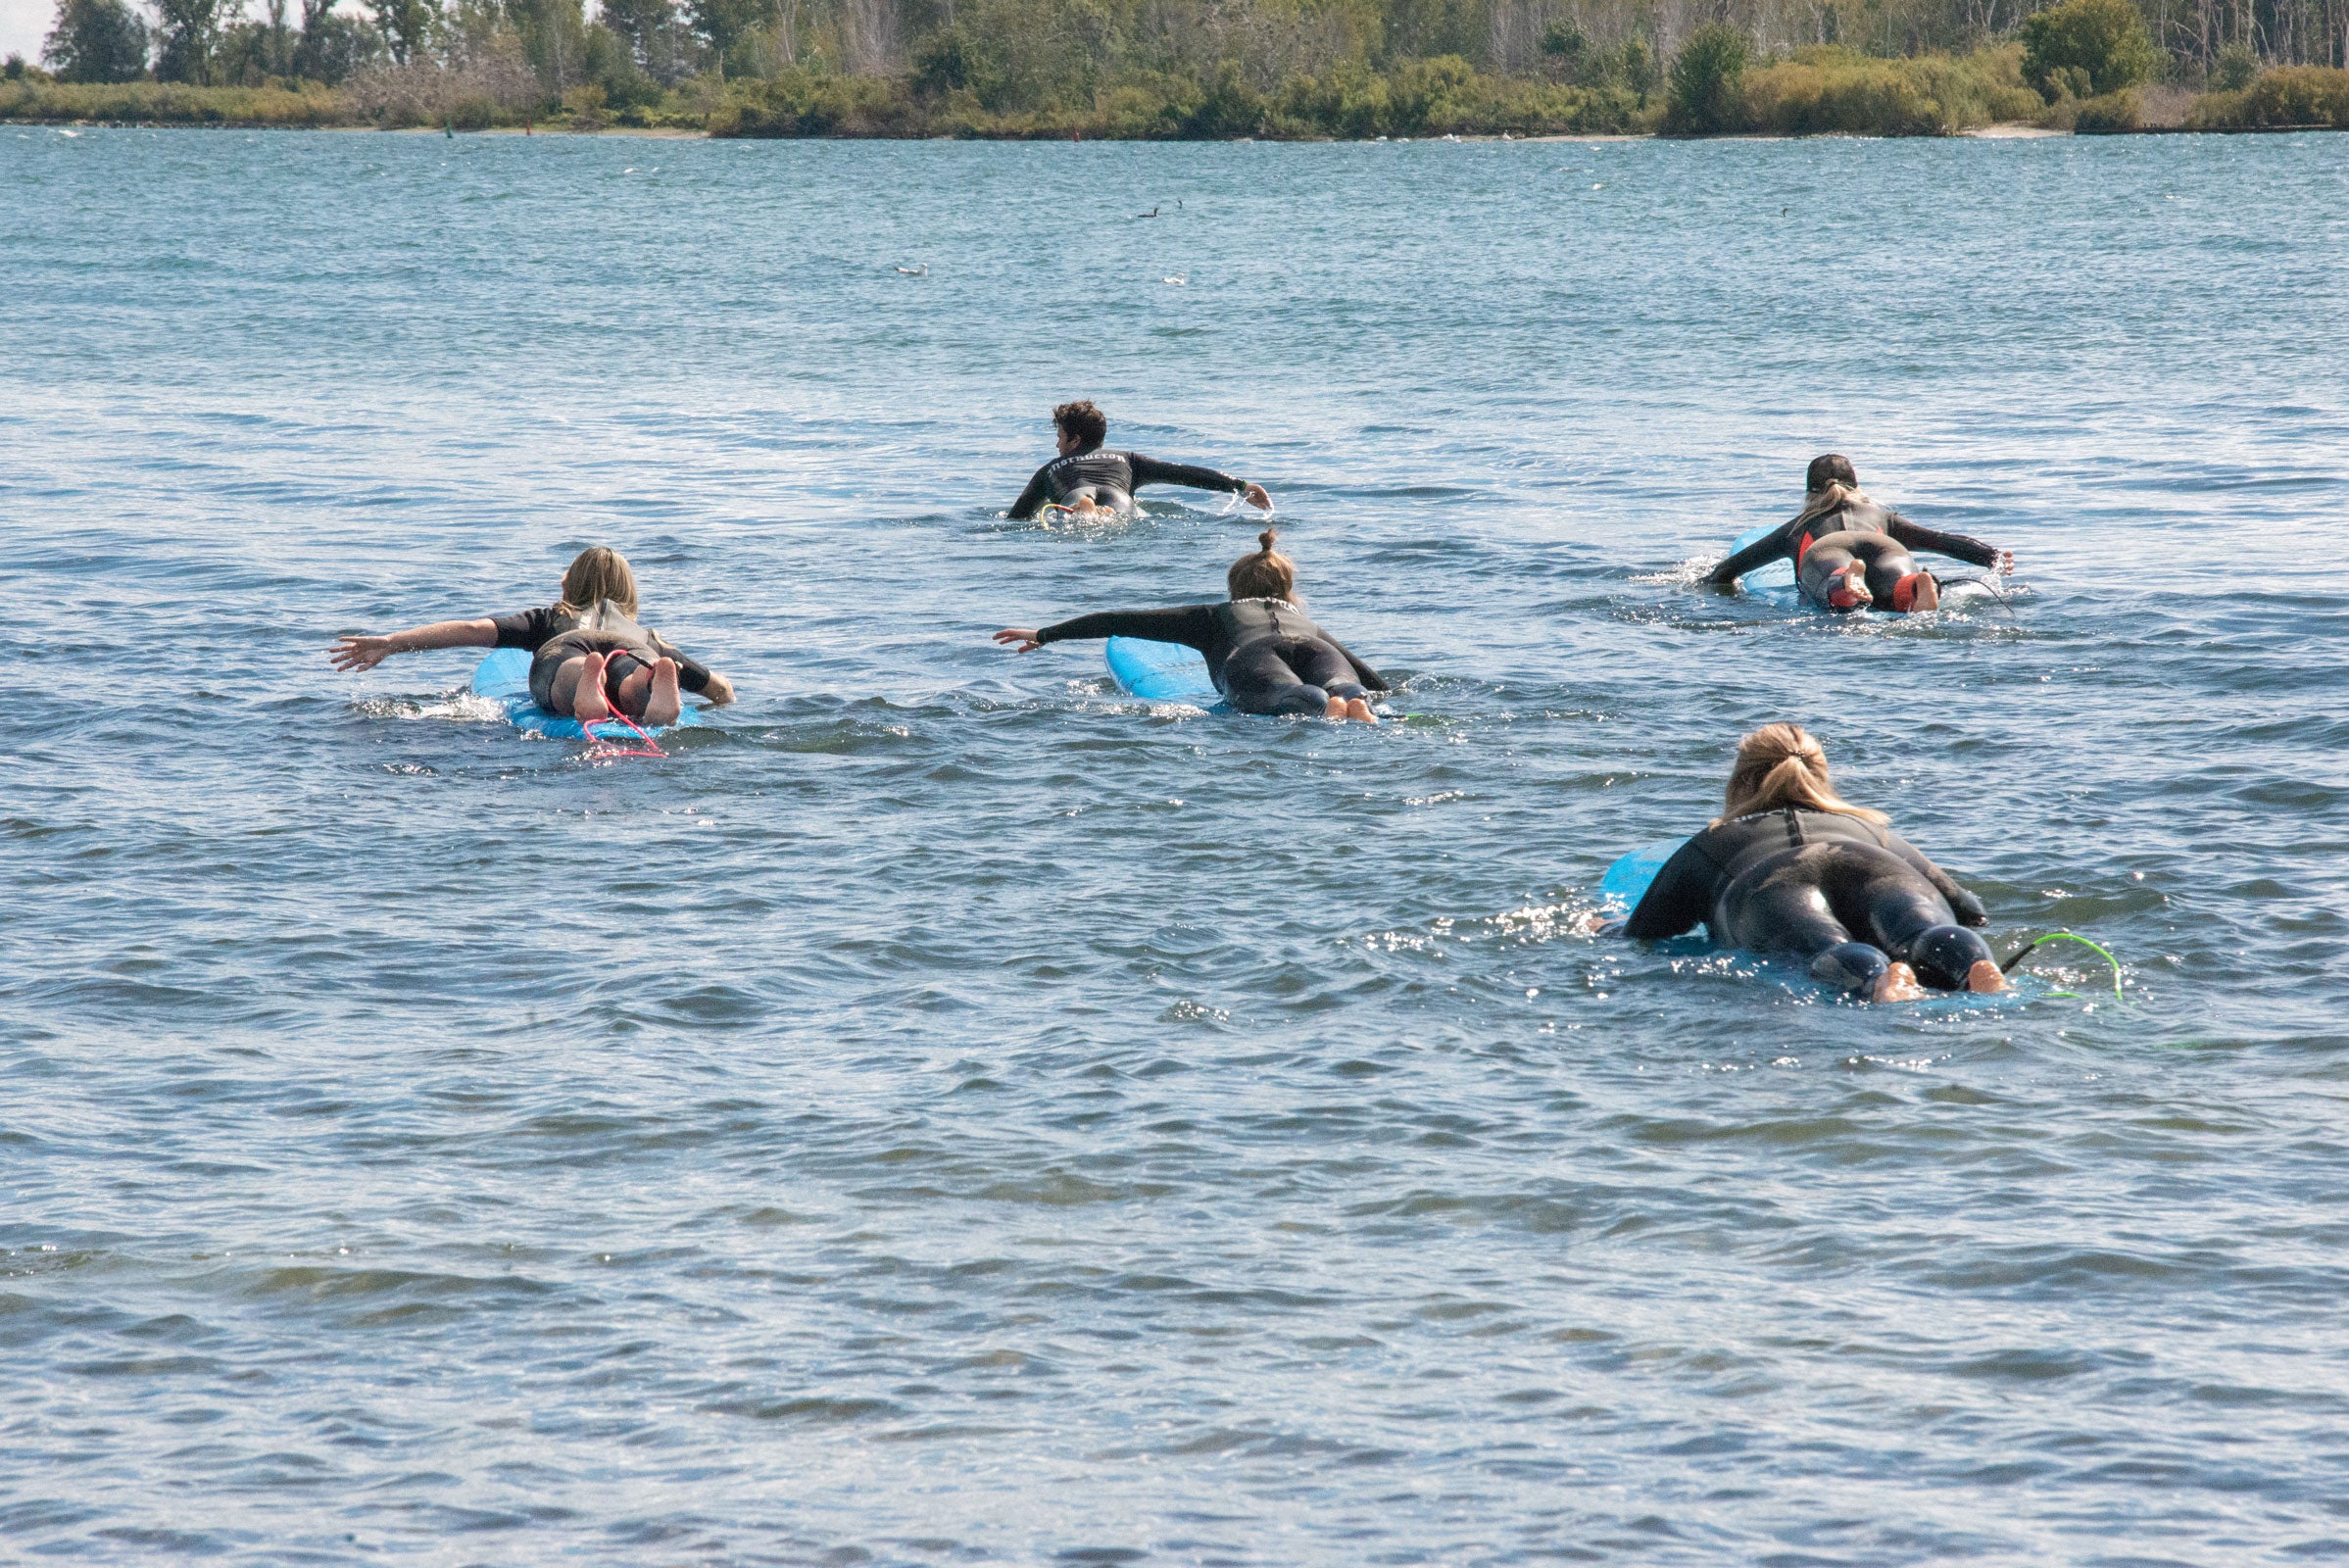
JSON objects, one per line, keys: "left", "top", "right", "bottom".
{"left": 1726, "top": 844, "right": 1984, "bottom": 1002}
{"left": 1228, "top": 637, "right": 1378, "bottom": 723}
{"left": 569, "top": 652, "right": 612, "bottom": 724}
{"left": 642, "top": 659, "right": 682, "bottom": 727}
{"left": 1798, "top": 532, "right": 1926, "bottom": 612}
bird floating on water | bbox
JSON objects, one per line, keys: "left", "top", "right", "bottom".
{"left": 897, "top": 264, "right": 929, "bottom": 275}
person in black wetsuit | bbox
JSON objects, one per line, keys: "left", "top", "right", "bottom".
{"left": 1711, "top": 454, "right": 2015, "bottom": 613}
{"left": 1006, "top": 400, "right": 1274, "bottom": 520}
{"left": 1622, "top": 723, "right": 2006, "bottom": 1002}
{"left": 994, "top": 529, "right": 1388, "bottom": 722}
{"left": 329, "top": 546, "right": 735, "bottom": 726}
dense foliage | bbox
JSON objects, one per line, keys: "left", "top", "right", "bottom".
{"left": 9, "top": 0, "right": 2346, "bottom": 134}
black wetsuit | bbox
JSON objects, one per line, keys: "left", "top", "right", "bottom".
{"left": 1624, "top": 807, "right": 1994, "bottom": 993}
{"left": 494, "top": 600, "right": 713, "bottom": 717}
{"left": 1712, "top": 494, "right": 1996, "bottom": 612}
{"left": 1007, "top": 449, "right": 1250, "bottom": 519}
{"left": 1035, "top": 597, "right": 1388, "bottom": 716}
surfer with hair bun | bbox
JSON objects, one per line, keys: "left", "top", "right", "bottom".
{"left": 1622, "top": 723, "right": 2006, "bottom": 1002}
{"left": 995, "top": 529, "right": 1387, "bottom": 721}
{"left": 328, "top": 545, "right": 735, "bottom": 726}
{"left": 1711, "top": 454, "right": 2013, "bottom": 613}
{"left": 1005, "top": 400, "right": 1274, "bottom": 520}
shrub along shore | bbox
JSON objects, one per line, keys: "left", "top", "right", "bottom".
{"left": 8, "top": 59, "right": 2347, "bottom": 136}
{"left": 9, "top": 0, "right": 2347, "bottom": 143}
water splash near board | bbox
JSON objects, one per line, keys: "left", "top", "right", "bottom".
{"left": 467, "top": 648, "right": 706, "bottom": 743}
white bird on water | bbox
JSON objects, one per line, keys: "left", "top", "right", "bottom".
{"left": 897, "top": 264, "right": 929, "bottom": 275}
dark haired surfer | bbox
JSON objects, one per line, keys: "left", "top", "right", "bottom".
{"left": 995, "top": 530, "right": 1385, "bottom": 721}
{"left": 1623, "top": 723, "right": 2004, "bottom": 1002}
{"left": 1711, "top": 454, "right": 2014, "bottom": 612}
{"left": 1006, "top": 400, "right": 1274, "bottom": 520}
{"left": 329, "top": 545, "right": 735, "bottom": 726}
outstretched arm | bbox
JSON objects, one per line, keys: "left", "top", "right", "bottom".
{"left": 994, "top": 605, "right": 1220, "bottom": 654}
{"left": 1886, "top": 514, "right": 2009, "bottom": 573}
{"left": 1622, "top": 838, "right": 1720, "bottom": 940}
{"left": 1708, "top": 521, "right": 1795, "bottom": 587}
{"left": 1006, "top": 464, "right": 1053, "bottom": 520}
{"left": 646, "top": 633, "right": 731, "bottom": 704}
{"left": 1128, "top": 454, "right": 1272, "bottom": 511}
{"left": 329, "top": 618, "right": 498, "bottom": 672}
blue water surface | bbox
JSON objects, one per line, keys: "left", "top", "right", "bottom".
{"left": 4, "top": 124, "right": 2348, "bottom": 1565}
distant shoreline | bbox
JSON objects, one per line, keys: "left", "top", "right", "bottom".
{"left": 10, "top": 118, "right": 2346, "bottom": 139}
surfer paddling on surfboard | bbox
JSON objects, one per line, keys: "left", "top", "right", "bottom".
{"left": 1711, "top": 455, "right": 2013, "bottom": 613}
{"left": 1621, "top": 724, "right": 2007, "bottom": 1003}
{"left": 329, "top": 546, "right": 735, "bottom": 726}
{"left": 996, "top": 530, "right": 1387, "bottom": 722}
{"left": 1005, "top": 400, "right": 1273, "bottom": 521}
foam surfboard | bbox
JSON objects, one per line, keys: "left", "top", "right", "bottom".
{"left": 468, "top": 648, "right": 706, "bottom": 742}
{"left": 1597, "top": 834, "right": 2029, "bottom": 1006}
{"left": 1104, "top": 637, "right": 1223, "bottom": 706}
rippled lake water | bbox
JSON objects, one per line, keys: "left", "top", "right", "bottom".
{"left": 5, "top": 124, "right": 2349, "bottom": 1564}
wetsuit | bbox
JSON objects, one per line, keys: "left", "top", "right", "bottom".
{"left": 494, "top": 600, "right": 713, "bottom": 717}
{"left": 1623, "top": 807, "right": 1994, "bottom": 994}
{"left": 1035, "top": 597, "right": 1388, "bottom": 716}
{"left": 1007, "top": 449, "right": 1251, "bottom": 519}
{"left": 1712, "top": 493, "right": 1996, "bottom": 612}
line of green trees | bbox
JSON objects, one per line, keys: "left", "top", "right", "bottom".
{"left": 5, "top": 0, "right": 2345, "bottom": 132}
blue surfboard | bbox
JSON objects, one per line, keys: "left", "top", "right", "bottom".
{"left": 1723, "top": 521, "right": 1800, "bottom": 602}
{"left": 1104, "top": 637, "right": 1223, "bottom": 706}
{"left": 1596, "top": 836, "right": 1687, "bottom": 916}
{"left": 468, "top": 648, "right": 706, "bottom": 742}
{"left": 1598, "top": 833, "right": 2029, "bottom": 1006}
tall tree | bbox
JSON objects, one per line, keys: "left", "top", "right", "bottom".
{"left": 41, "top": 0, "right": 150, "bottom": 78}
{"left": 368, "top": 0, "right": 438, "bottom": 63}
{"left": 151, "top": 0, "right": 227, "bottom": 80}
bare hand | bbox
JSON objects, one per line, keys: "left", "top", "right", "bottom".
{"left": 330, "top": 634, "right": 395, "bottom": 672}
{"left": 701, "top": 672, "right": 737, "bottom": 705}
{"left": 1997, "top": 550, "right": 2015, "bottom": 576}
{"left": 994, "top": 628, "right": 1043, "bottom": 653}
{"left": 1243, "top": 482, "right": 1272, "bottom": 511}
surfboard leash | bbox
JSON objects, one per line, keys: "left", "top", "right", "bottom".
{"left": 586, "top": 705, "right": 667, "bottom": 761}
{"left": 2000, "top": 930, "right": 2124, "bottom": 1002}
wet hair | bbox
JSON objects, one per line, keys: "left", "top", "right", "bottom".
{"left": 1227, "top": 529, "right": 1297, "bottom": 603}
{"left": 1806, "top": 453, "right": 1860, "bottom": 493}
{"left": 1716, "top": 722, "right": 1888, "bottom": 827}
{"left": 1052, "top": 400, "right": 1108, "bottom": 454}
{"left": 1791, "top": 454, "right": 1870, "bottom": 533}
{"left": 557, "top": 546, "right": 639, "bottom": 618}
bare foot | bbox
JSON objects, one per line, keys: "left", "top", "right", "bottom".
{"left": 571, "top": 652, "right": 612, "bottom": 724}
{"left": 1966, "top": 958, "right": 2007, "bottom": 994}
{"left": 642, "top": 658, "right": 682, "bottom": 727}
{"left": 1325, "top": 695, "right": 1348, "bottom": 719}
{"left": 1874, "top": 962, "right": 1927, "bottom": 1003}
{"left": 1344, "top": 697, "right": 1379, "bottom": 724}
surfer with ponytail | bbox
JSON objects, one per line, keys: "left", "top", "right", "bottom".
{"left": 1623, "top": 723, "right": 2006, "bottom": 1002}
{"left": 1712, "top": 455, "right": 2013, "bottom": 613}
{"left": 995, "top": 529, "right": 1387, "bottom": 721}
{"left": 328, "top": 546, "right": 735, "bottom": 725}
